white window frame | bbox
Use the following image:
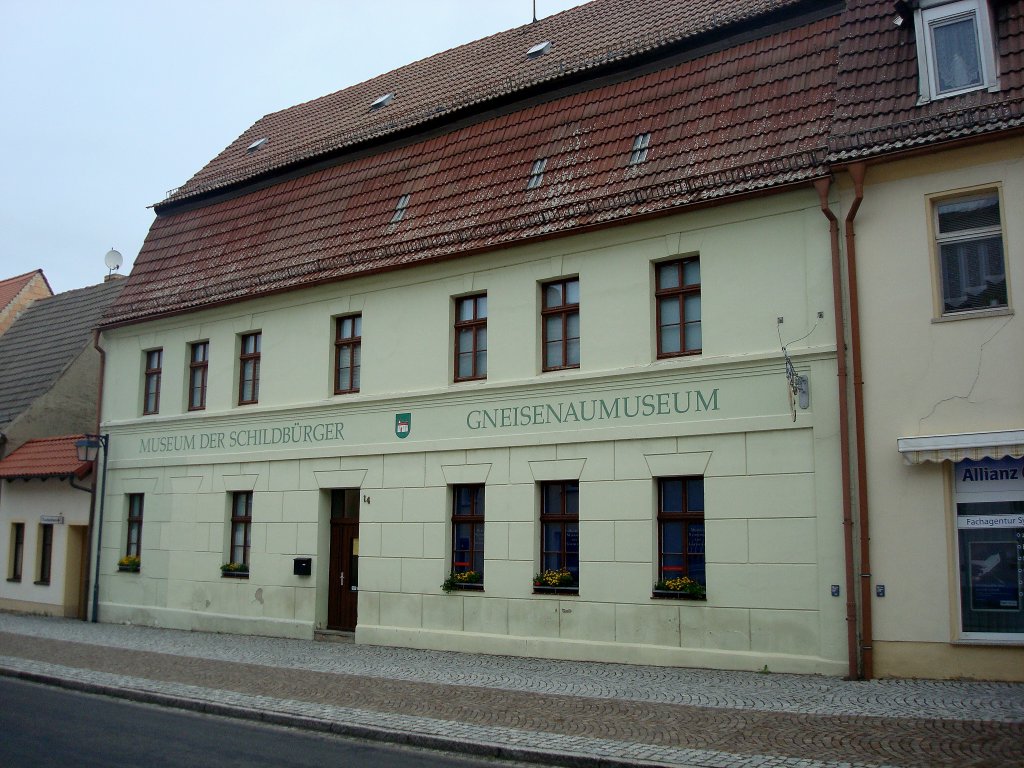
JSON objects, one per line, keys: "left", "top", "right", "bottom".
{"left": 914, "top": 0, "right": 999, "bottom": 103}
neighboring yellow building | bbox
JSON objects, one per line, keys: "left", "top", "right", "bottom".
{"left": 81, "top": 0, "right": 1024, "bottom": 680}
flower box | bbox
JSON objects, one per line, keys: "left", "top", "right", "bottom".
{"left": 651, "top": 589, "right": 705, "bottom": 600}
{"left": 221, "top": 571, "right": 249, "bottom": 579}
{"left": 221, "top": 562, "right": 249, "bottom": 578}
{"left": 117, "top": 556, "right": 141, "bottom": 573}
{"left": 532, "top": 585, "right": 578, "bottom": 595}
{"left": 117, "top": 565, "right": 140, "bottom": 573}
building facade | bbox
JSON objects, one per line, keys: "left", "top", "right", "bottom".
{"left": 84, "top": 0, "right": 1024, "bottom": 679}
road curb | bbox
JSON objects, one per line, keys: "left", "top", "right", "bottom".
{"left": 0, "top": 665, "right": 679, "bottom": 768}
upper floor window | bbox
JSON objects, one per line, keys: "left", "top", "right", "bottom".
{"left": 542, "top": 277, "right": 580, "bottom": 371}
{"left": 238, "top": 332, "right": 261, "bottom": 405}
{"left": 126, "top": 494, "right": 144, "bottom": 559}
{"left": 657, "top": 477, "right": 705, "bottom": 591}
{"left": 934, "top": 191, "right": 1006, "bottom": 314}
{"left": 629, "top": 132, "right": 651, "bottom": 165}
{"left": 656, "top": 257, "right": 701, "bottom": 357}
{"left": 454, "top": 294, "right": 487, "bottom": 382}
{"left": 143, "top": 349, "right": 162, "bottom": 415}
{"left": 188, "top": 341, "right": 209, "bottom": 411}
{"left": 334, "top": 315, "right": 362, "bottom": 394}
{"left": 451, "top": 485, "right": 485, "bottom": 586}
{"left": 915, "top": 0, "right": 998, "bottom": 101}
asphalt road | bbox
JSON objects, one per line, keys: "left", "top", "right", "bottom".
{"left": 0, "top": 677, "right": 526, "bottom": 768}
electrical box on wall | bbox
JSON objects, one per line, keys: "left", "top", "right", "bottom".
{"left": 293, "top": 557, "right": 312, "bottom": 576}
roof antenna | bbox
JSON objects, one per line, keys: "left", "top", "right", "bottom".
{"left": 532, "top": 0, "right": 537, "bottom": 23}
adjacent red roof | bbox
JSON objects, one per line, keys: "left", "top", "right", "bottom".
{"left": 0, "top": 435, "right": 92, "bottom": 480}
{"left": 830, "top": 0, "right": 1024, "bottom": 161}
{"left": 0, "top": 270, "right": 51, "bottom": 314}
{"left": 104, "top": 10, "right": 839, "bottom": 326}
{"left": 166, "top": 0, "right": 814, "bottom": 204}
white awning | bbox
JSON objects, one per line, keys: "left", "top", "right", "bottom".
{"left": 897, "top": 430, "right": 1024, "bottom": 465}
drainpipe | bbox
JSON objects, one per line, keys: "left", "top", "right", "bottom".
{"left": 815, "top": 176, "right": 859, "bottom": 680}
{"left": 82, "top": 329, "right": 108, "bottom": 622}
{"left": 844, "top": 163, "right": 873, "bottom": 680}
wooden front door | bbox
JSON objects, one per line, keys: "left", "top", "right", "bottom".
{"left": 328, "top": 489, "right": 359, "bottom": 631}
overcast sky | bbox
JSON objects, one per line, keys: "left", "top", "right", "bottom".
{"left": 0, "top": 0, "right": 585, "bottom": 294}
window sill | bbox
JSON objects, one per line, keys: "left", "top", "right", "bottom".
{"left": 651, "top": 590, "right": 706, "bottom": 601}
{"left": 34, "top": 580, "right": 50, "bottom": 586}
{"left": 448, "top": 583, "right": 483, "bottom": 592}
{"left": 532, "top": 586, "right": 578, "bottom": 595}
{"left": 932, "top": 307, "right": 1012, "bottom": 324}
{"left": 6, "top": 577, "right": 21, "bottom": 583}
{"left": 221, "top": 571, "right": 249, "bottom": 579}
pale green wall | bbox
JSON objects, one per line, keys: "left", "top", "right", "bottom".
{"left": 835, "top": 137, "right": 1024, "bottom": 678}
{"left": 96, "top": 189, "right": 848, "bottom": 673}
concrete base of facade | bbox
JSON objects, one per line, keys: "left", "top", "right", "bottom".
{"left": 99, "top": 603, "right": 312, "bottom": 640}
{"left": 874, "top": 640, "right": 1024, "bottom": 682}
{"left": 0, "top": 598, "right": 78, "bottom": 618}
{"left": 357, "top": 624, "right": 849, "bottom": 676}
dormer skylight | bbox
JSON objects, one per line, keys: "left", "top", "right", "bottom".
{"left": 527, "top": 158, "right": 547, "bottom": 189}
{"left": 370, "top": 93, "right": 395, "bottom": 110}
{"left": 246, "top": 137, "right": 268, "bottom": 154}
{"left": 629, "top": 133, "right": 651, "bottom": 165}
{"left": 527, "top": 41, "right": 552, "bottom": 59}
{"left": 391, "top": 193, "right": 411, "bottom": 223}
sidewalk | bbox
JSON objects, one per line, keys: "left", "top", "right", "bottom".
{"left": 1, "top": 613, "right": 1022, "bottom": 768}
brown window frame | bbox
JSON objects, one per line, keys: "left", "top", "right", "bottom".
{"left": 655, "top": 257, "right": 702, "bottom": 358}
{"left": 657, "top": 477, "right": 705, "bottom": 585}
{"left": 539, "top": 480, "right": 579, "bottom": 589}
{"left": 541, "top": 277, "right": 580, "bottom": 372}
{"left": 334, "top": 315, "right": 362, "bottom": 395}
{"left": 451, "top": 485, "right": 485, "bottom": 583}
{"left": 36, "top": 523, "right": 53, "bottom": 585}
{"left": 126, "top": 494, "right": 144, "bottom": 559}
{"left": 238, "top": 332, "right": 261, "bottom": 405}
{"left": 188, "top": 341, "right": 209, "bottom": 411}
{"left": 8, "top": 522, "right": 24, "bottom": 582}
{"left": 143, "top": 348, "right": 163, "bottom": 415}
{"left": 229, "top": 492, "right": 253, "bottom": 567}
{"left": 454, "top": 294, "right": 487, "bottom": 382}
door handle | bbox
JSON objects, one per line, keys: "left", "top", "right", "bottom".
{"left": 340, "top": 571, "right": 344, "bottom": 586}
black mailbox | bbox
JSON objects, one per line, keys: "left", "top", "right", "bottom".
{"left": 293, "top": 557, "right": 312, "bottom": 576}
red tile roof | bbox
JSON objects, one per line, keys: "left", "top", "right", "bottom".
{"left": 0, "top": 270, "right": 50, "bottom": 314}
{"left": 164, "top": 0, "right": 817, "bottom": 204}
{"left": 830, "top": 0, "right": 1024, "bottom": 161}
{"left": 0, "top": 435, "right": 92, "bottom": 480}
{"left": 104, "top": 10, "right": 839, "bottom": 326}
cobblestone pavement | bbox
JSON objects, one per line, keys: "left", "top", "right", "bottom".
{"left": 1, "top": 614, "right": 1022, "bottom": 768}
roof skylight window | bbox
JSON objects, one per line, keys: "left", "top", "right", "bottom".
{"left": 527, "top": 158, "right": 547, "bottom": 190}
{"left": 246, "top": 137, "right": 269, "bottom": 154}
{"left": 391, "top": 193, "right": 411, "bottom": 223}
{"left": 370, "top": 93, "right": 395, "bottom": 110}
{"left": 629, "top": 133, "right": 651, "bottom": 165}
{"left": 527, "top": 41, "right": 552, "bottom": 59}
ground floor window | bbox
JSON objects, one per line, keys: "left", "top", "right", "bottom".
{"left": 954, "top": 458, "right": 1024, "bottom": 641}
{"left": 452, "top": 485, "right": 484, "bottom": 585}
{"left": 127, "top": 494, "right": 144, "bottom": 558}
{"left": 229, "top": 492, "right": 253, "bottom": 568}
{"left": 8, "top": 523, "right": 24, "bottom": 581}
{"left": 36, "top": 523, "right": 53, "bottom": 585}
{"left": 539, "top": 481, "right": 579, "bottom": 588}
{"left": 657, "top": 477, "right": 705, "bottom": 591}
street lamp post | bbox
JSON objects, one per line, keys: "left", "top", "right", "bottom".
{"left": 76, "top": 433, "right": 109, "bottom": 623}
